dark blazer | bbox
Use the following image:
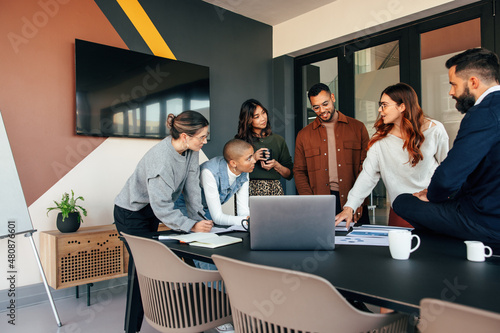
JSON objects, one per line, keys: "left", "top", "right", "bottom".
{"left": 428, "top": 89, "right": 500, "bottom": 231}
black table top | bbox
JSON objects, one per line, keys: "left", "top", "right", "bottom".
{"left": 153, "top": 230, "right": 500, "bottom": 315}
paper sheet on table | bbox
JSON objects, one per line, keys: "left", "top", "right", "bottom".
{"left": 225, "top": 224, "right": 246, "bottom": 232}
{"left": 335, "top": 221, "right": 349, "bottom": 232}
{"left": 158, "top": 233, "right": 215, "bottom": 242}
{"left": 210, "top": 224, "right": 246, "bottom": 234}
{"left": 335, "top": 236, "right": 389, "bottom": 246}
{"left": 349, "top": 225, "right": 413, "bottom": 237}
{"left": 209, "top": 226, "right": 229, "bottom": 234}
{"left": 356, "top": 225, "right": 413, "bottom": 230}
{"left": 190, "top": 235, "right": 242, "bottom": 248}
{"left": 158, "top": 232, "right": 242, "bottom": 248}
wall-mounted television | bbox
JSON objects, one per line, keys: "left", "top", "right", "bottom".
{"left": 75, "top": 39, "right": 210, "bottom": 139}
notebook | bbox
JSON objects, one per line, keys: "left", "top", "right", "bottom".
{"left": 159, "top": 233, "right": 242, "bottom": 248}
{"left": 249, "top": 195, "right": 336, "bottom": 250}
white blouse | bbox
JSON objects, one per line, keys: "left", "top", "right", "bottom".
{"left": 344, "top": 120, "right": 449, "bottom": 210}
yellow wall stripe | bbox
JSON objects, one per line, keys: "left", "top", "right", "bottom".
{"left": 116, "top": 0, "right": 176, "bottom": 59}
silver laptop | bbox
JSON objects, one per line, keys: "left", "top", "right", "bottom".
{"left": 249, "top": 195, "right": 336, "bottom": 250}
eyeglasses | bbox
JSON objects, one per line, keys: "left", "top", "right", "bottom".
{"left": 189, "top": 133, "right": 209, "bottom": 141}
{"left": 378, "top": 102, "right": 399, "bottom": 111}
{"left": 312, "top": 101, "right": 330, "bottom": 113}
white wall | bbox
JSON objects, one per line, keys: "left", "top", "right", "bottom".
{"left": 273, "top": 0, "right": 479, "bottom": 57}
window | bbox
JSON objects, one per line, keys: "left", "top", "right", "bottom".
{"left": 145, "top": 103, "right": 160, "bottom": 136}
{"left": 355, "top": 41, "right": 400, "bottom": 137}
{"left": 301, "top": 57, "right": 339, "bottom": 124}
{"left": 127, "top": 108, "right": 140, "bottom": 136}
{"left": 420, "top": 19, "right": 481, "bottom": 147}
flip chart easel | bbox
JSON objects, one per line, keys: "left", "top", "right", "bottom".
{"left": 0, "top": 110, "right": 61, "bottom": 327}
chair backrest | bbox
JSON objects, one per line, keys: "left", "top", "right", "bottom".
{"left": 122, "top": 233, "right": 231, "bottom": 333}
{"left": 419, "top": 298, "right": 500, "bottom": 333}
{"left": 212, "top": 254, "right": 408, "bottom": 333}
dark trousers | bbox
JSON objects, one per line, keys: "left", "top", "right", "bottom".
{"left": 331, "top": 191, "right": 370, "bottom": 225}
{"left": 393, "top": 194, "right": 500, "bottom": 245}
{"left": 114, "top": 204, "right": 160, "bottom": 332}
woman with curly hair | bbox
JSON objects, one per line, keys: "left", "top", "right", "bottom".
{"left": 335, "top": 83, "right": 449, "bottom": 227}
{"left": 235, "top": 99, "right": 293, "bottom": 196}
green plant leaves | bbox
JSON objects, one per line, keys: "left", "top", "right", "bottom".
{"left": 46, "top": 190, "right": 87, "bottom": 223}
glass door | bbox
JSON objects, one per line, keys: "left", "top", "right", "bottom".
{"left": 301, "top": 57, "right": 339, "bottom": 125}
{"left": 355, "top": 40, "right": 400, "bottom": 136}
{"left": 354, "top": 40, "right": 400, "bottom": 223}
{"left": 420, "top": 18, "right": 481, "bottom": 147}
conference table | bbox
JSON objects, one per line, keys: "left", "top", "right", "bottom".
{"left": 125, "top": 229, "right": 500, "bottom": 332}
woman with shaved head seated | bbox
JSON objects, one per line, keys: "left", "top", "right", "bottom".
{"left": 200, "top": 138, "right": 256, "bottom": 225}
{"left": 189, "top": 139, "right": 256, "bottom": 333}
{"left": 175, "top": 139, "right": 256, "bottom": 225}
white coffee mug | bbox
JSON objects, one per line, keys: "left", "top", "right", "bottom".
{"left": 464, "top": 241, "right": 493, "bottom": 262}
{"left": 388, "top": 230, "right": 421, "bottom": 260}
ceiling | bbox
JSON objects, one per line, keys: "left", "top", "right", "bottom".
{"left": 202, "top": 0, "right": 338, "bottom": 26}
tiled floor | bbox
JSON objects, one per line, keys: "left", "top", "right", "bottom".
{"left": 0, "top": 284, "right": 221, "bottom": 333}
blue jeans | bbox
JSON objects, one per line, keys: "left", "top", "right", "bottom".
{"left": 194, "top": 260, "right": 217, "bottom": 270}
{"left": 393, "top": 194, "right": 500, "bottom": 245}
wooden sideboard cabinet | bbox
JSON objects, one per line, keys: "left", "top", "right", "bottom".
{"left": 40, "top": 225, "right": 129, "bottom": 290}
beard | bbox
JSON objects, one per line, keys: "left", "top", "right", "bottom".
{"left": 453, "top": 87, "right": 476, "bottom": 114}
{"left": 318, "top": 107, "right": 335, "bottom": 122}
{"left": 319, "top": 111, "right": 333, "bottom": 122}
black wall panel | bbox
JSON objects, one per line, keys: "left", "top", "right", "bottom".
{"left": 94, "top": 0, "right": 273, "bottom": 158}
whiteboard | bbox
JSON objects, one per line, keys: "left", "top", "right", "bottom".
{"left": 0, "top": 110, "right": 34, "bottom": 238}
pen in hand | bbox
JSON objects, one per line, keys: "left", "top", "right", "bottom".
{"left": 193, "top": 211, "right": 213, "bottom": 233}
{"left": 198, "top": 211, "right": 208, "bottom": 220}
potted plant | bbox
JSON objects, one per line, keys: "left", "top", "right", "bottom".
{"left": 47, "top": 190, "right": 87, "bottom": 233}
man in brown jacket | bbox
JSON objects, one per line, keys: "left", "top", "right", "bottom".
{"left": 294, "top": 83, "right": 370, "bottom": 224}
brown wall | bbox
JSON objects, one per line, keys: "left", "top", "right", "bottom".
{"left": 421, "top": 18, "right": 481, "bottom": 60}
{"left": 0, "top": 0, "right": 126, "bottom": 205}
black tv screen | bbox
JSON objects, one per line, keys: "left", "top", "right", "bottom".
{"left": 75, "top": 39, "right": 210, "bottom": 139}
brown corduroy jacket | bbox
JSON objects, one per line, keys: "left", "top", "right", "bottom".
{"left": 294, "top": 111, "right": 369, "bottom": 208}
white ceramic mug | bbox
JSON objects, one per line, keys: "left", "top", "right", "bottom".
{"left": 388, "top": 230, "right": 421, "bottom": 260}
{"left": 464, "top": 241, "right": 493, "bottom": 262}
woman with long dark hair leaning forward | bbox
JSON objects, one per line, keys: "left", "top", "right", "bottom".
{"left": 335, "top": 83, "right": 449, "bottom": 228}
{"left": 235, "top": 99, "right": 293, "bottom": 196}
{"left": 114, "top": 110, "right": 213, "bottom": 332}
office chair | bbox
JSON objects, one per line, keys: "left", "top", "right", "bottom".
{"left": 212, "top": 254, "right": 408, "bottom": 333}
{"left": 419, "top": 298, "right": 500, "bottom": 332}
{"left": 121, "top": 233, "right": 231, "bottom": 332}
